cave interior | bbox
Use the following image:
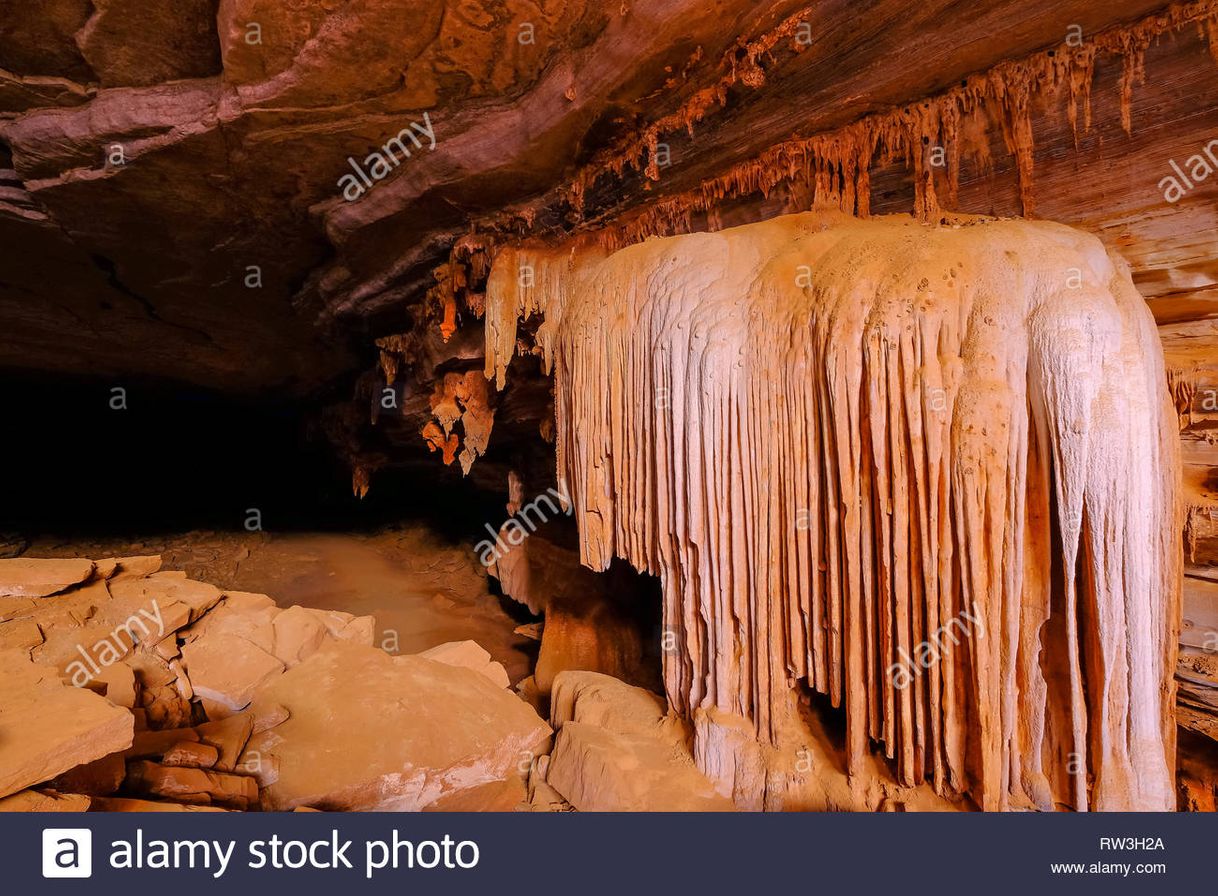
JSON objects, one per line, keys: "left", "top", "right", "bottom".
{"left": 0, "top": 0, "right": 1216, "bottom": 814}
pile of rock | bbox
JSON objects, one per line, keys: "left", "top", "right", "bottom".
{"left": 1, "top": 555, "right": 743, "bottom": 813}
{"left": 0, "top": 556, "right": 550, "bottom": 812}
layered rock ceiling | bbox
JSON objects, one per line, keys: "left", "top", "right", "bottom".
{"left": 3, "top": 1, "right": 1218, "bottom": 809}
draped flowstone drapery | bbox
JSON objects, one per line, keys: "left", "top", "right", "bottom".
{"left": 485, "top": 212, "right": 1181, "bottom": 811}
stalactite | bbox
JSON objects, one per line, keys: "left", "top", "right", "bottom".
{"left": 422, "top": 371, "right": 496, "bottom": 473}
{"left": 1170, "top": 368, "right": 1200, "bottom": 428}
{"left": 466, "top": 0, "right": 1218, "bottom": 260}
{"left": 1066, "top": 45, "right": 1098, "bottom": 147}
{"left": 378, "top": 348, "right": 399, "bottom": 386}
{"left": 422, "top": 420, "right": 460, "bottom": 466}
{"left": 1206, "top": 17, "right": 1218, "bottom": 61}
{"left": 351, "top": 465, "right": 371, "bottom": 499}
{"left": 483, "top": 211, "right": 1181, "bottom": 812}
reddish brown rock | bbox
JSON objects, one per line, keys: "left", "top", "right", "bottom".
{"left": 0, "top": 648, "right": 133, "bottom": 799}
{"left": 161, "top": 741, "right": 220, "bottom": 769}
{"left": 547, "top": 722, "right": 732, "bottom": 813}
{"left": 418, "top": 640, "right": 510, "bottom": 688}
{"left": 422, "top": 776, "right": 527, "bottom": 812}
{"left": 0, "top": 790, "right": 91, "bottom": 812}
{"left": 110, "top": 576, "right": 222, "bottom": 627}
{"left": 247, "top": 641, "right": 551, "bottom": 810}
{"left": 88, "top": 797, "right": 227, "bottom": 812}
{"left": 194, "top": 713, "right": 255, "bottom": 772}
{"left": 126, "top": 728, "right": 200, "bottom": 761}
{"left": 125, "top": 760, "right": 259, "bottom": 809}
{"left": 0, "top": 558, "right": 93, "bottom": 597}
{"left": 181, "top": 632, "right": 284, "bottom": 718}
{"left": 96, "top": 555, "right": 163, "bottom": 581}
{"left": 49, "top": 752, "right": 126, "bottom": 797}
{"left": 0, "top": 618, "right": 42, "bottom": 651}
{"left": 74, "top": 0, "right": 221, "bottom": 88}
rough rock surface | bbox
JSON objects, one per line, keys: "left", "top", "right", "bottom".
{"left": 1, "top": 1, "right": 1214, "bottom": 813}
{"left": 0, "top": 552, "right": 553, "bottom": 813}
{"left": 0, "top": 558, "right": 94, "bottom": 597}
{"left": 489, "top": 521, "right": 659, "bottom": 695}
{"left": 544, "top": 672, "right": 731, "bottom": 812}
{"left": 418, "top": 640, "right": 510, "bottom": 689}
{"left": 0, "top": 648, "right": 133, "bottom": 798}
{"left": 247, "top": 640, "right": 551, "bottom": 810}
{"left": 0, "top": 790, "right": 92, "bottom": 812}
{"left": 0, "top": 3, "right": 1203, "bottom": 406}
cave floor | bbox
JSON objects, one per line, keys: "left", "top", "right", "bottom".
{"left": 15, "top": 526, "right": 538, "bottom": 684}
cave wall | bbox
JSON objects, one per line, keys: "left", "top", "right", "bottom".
{"left": 399, "top": 4, "right": 1218, "bottom": 791}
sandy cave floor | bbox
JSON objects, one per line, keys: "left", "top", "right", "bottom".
{"left": 13, "top": 527, "right": 538, "bottom": 685}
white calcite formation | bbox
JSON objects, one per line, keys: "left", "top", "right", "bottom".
{"left": 485, "top": 211, "right": 1181, "bottom": 811}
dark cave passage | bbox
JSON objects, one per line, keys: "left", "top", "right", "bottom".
{"left": 0, "top": 366, "right": 665, "bottom": 717}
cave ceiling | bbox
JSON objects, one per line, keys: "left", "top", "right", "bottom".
{"left": 0, "top": 0, "right": 1180, "bottom": 397}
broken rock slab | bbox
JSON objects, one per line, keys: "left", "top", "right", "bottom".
{"left": 0, "top": 648, "right": 133, "bottom": 799}
{"left": 546, "top": 721, "right": 733, "bottom": 812}
{"left": 181, "top": 632, "right": 285, "bottom": 719}
{"left": 0, "top": 558, "right": 94, "bottom": 597}
{"left": 126, "top": 728, "right": 200, "bottom": 761}
{"left": 49, "top": 751, "right": 126, "bottom": 796}
{"left": 109, "top": 576, "right": 223, "bottom": 628}
{"left": 0, "top": 618, "right": 43, "bottom": 652}
{"left": 195, "top": 713, "right": 255, "bottom": 772}
{"left": 248, "top": 641, "right": 551, "bottom": 810}
{"left": 544, "top": 672, "right": 728, "bottom": 811}
{"left": 94, "top": 556, "right": 163, "bottom": 581}
{"left": 0, "top": 790, "right": 92, "bottom": 812}
{"left": 161, "top": 741, "right": 220, "bottom": 769}
{"left": 125, "top": 760, "right": 259, "bottom": 810}
{"left": 421, "top": 776, "right": 527, "bottom": 812}
{"left": 550, "top": 670, "right": 689, "bottom": 745}
{"left": 418, "top": 640, "right": 510, "bottom": 688}
{"left": 89, "top": 797, "right": 227, "bottom": 812}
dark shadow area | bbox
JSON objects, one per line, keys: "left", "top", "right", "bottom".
{"left": 0, "top": 370, "right": 500, "bottom": 542}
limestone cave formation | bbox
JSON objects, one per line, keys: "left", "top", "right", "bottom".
{"left": 1, "top": 0, "right": 1216, "bottom": 813}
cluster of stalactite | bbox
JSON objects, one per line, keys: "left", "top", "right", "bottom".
{"left": 573, "top": 0, "right": 1218, "bottom": 236}
{"left": 483, "top": 211, "right": 1182, "bottom": 811}
{"left": 423, "top": 235, "right": 496, "bottom": 345}
{"left": 431, "top": 0, "right": 1218, "bottom": 291}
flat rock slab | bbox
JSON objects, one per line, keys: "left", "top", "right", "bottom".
{"left": 0, "top": 790, "right": 91, "bottom": 812}
{"left": 126, "top": 760, "right": 258, "bottom": 810}
{"left": 0, "top": 648, "right": 133, "bottom": 799}
{"left": 249, "top": 640, "right": 551, "bottom": 811}
{"left": 89, "top": 797, "right": 227, "bottom": 812}
{"left": 182, "top": 632, "right": 284, "bottom": 718}
{"left": 0, "top": 559, "right": 94, "bottom": 597}
{"left": 419, "top": 640, "right": 510, "bottom": 688}
{"left": 95, "top": 555, "right": 163, "bottom": 580}
{"left": 109, "top": 576, "right": 223, "bottom": 626}
{"left": 546, "top": 722, "right": 733, "bottom": 812}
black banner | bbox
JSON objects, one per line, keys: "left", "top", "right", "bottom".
{"left": 10, "top": 811, "right": 1216, "bottom": 893}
